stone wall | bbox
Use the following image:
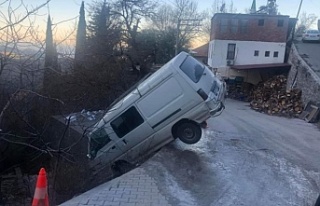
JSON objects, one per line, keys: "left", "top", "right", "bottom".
{"left": 287, "top": 44, "right": 320, "bottom": 105}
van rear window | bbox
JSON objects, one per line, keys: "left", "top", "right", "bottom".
{"left": 111, "top": 106, "right": 144, "bottom": 138}
{"left": 180, "top": 56, "right": 204, "bottom": 83}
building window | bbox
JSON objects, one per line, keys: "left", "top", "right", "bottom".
{"left": 258, "top": 19, "right": 265, "bottom": 26}
{"left": 273, "top": 51, "right": 279, "bottom": 57}
{"left": 254, "top": 50, "right": 259, "bottom": 56}
{"left": 227, "top": 44, "right": 236, "bottom": 60}
{"left": 231, "top": 19, "right": 238, "bottom": 33}
{"left": 265, "top": 51, "right": 270, "bottom": 57}
{"left": 110, "top": 106, "right": 144, "bottom": 138}
{"left": 240, "top": 19, "right": 248, "bottom": 33}
{"left": 220, "top": 19, "right": 228, "bottom": 33}
{"left": 277, "top": 19, "right": 284, "bottom": 27}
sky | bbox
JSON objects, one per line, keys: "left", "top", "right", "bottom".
{"left": 20, "top": 0, "right": 320, "bottom": 27}
{"left": 1, "top": 0, "right": 319, "bottom": 48}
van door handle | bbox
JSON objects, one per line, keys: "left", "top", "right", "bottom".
{"left": 122, "top": 139, "right": 127, "bottom": 145}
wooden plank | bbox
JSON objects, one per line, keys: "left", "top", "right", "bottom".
{"left": 305, "top": 105, "right": 319, "bottom": 123}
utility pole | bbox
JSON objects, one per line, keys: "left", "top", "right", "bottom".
{"left": 291, "top": 0, "right": 303, "bottom": 40}
{"left": 296, "top": 0, "right": 303, "bottom": 19}
{"left": 175, "top": 18, "right": 202, "bottom": 55}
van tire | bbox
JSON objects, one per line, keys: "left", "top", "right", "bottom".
{"left": 174, "top": 122, "right": 202, "bottom": 144}
{"left": 111, "top": 160, "right": 135, "bottom": 178}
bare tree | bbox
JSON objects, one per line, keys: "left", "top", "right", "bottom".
{"left": 112, "top": 0, "right": 157, "bottom": 73}
{"left": 0, "top": 0, "right": 77, "bottom": 177}
{"left": 0, "top": 0, "right": 50, "bottom": 78}
{"left": 173, "top": 0, "right": 205, "bottom": 53}
{"left": 297, "top": 11, "right": 318, "bottom": 31}
{"left": 201, "top": 0, "right": 237, "bottom": 43}
{"left": 151, "top": 4, "right": 176, "bottom": 31}
{"left": 113, "top": 0, "right": 156, "bottom": 42}
{"left": 0, "top": 1, "right": 50, "bottom": 171}
{"left": 294, "top": 12, "right": 318, "bottom": 38}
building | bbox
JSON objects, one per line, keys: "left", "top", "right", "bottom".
{"left": 190, "top": 43, "right": 209, "bottom": 65}
{"left": 208, "top": 13, "right": 294, "bottom": 84}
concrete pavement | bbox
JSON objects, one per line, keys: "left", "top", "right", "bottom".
{"left": 60, "top": 167, "right": 170, "bottom": 206}
{"left": 60, "top": 99, "right": 320, "bottom": 206}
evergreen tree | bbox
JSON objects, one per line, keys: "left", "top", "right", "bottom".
{"left": 75, "top": 1, "right": 87, "bottom": 65}
{"left": 43, "top": 15, "right": 58, "bottom": 91}
{"left": 44, "top": 15, "right": 54, "bottom": 68}
{"left": 87, "top": 0, "right": 121, "bottom": 62}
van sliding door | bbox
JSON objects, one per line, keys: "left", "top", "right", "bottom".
{"left": 110, "top": 106, "right": 154, "bottom": 152}
{"left": 137, "top": 76, "right": 197, "bottom": 131}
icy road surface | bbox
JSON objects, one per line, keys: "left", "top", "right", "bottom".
{"left": 143, "top": 99, "right": 320, "bottom": 206}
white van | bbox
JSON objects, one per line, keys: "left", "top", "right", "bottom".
{"left": 87, "top": 52, "right": 226, "bottom": 166}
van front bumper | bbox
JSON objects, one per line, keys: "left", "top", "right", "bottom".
{"left": 209, "top": 102, "right": 225, "bottom": 116}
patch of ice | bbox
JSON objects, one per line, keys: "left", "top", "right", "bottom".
{"left": 165, "top": 170, "right": 197, "bottom": 206}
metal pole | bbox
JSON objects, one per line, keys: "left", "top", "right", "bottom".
{"left": 175, "top": 19, "right": 181, "bottom": 56}
{"left": 290, "top": 0, "right": 303, "bottom": 41}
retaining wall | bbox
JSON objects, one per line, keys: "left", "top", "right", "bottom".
{"left": 287, "top": 44, "right": 320, "bottom": 105}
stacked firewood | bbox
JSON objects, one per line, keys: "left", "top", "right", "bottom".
{"left": 227, "top": 82, "right": 254, "bottom": 102}
{"left": 250, "top": 75, "right": 304, "bottom": 117}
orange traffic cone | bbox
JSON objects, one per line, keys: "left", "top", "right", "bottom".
{"left": 32, "top": 168, "right": 49, "bottom": 206}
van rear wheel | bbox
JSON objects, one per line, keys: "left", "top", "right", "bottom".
{"left": 174, "top": 122, "right": 202, "bottom": 144}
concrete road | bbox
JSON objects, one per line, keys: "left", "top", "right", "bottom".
{"left": 143, "top": 99, "right": 320, "bottom": 206}
{"left": 295, "top": 40, "right": 320, "bottom": 75}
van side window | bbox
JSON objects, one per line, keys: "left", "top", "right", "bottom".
{"left": 180, "top": 56, "right": 204, "bottom": 83}
{"left": 111, "top": 106, "right": 144, "bottom": 138}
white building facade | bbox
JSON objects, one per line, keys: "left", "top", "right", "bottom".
{"left": 208, "top": 13, "right": 293, "bottom": 84}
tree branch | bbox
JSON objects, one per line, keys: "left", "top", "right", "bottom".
{"left": 0, "top": 0, "right": 51, "bottom": 31}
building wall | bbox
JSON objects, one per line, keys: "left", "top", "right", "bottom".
{"left": 210, "top": 13, "right": 289, "bottom": 42}
{"left": 208, "top": 40, "right": 286, "bottom": 68}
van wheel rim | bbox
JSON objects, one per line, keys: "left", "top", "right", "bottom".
{"left": 183, "top": 128, "right": 194, "bottom": 139}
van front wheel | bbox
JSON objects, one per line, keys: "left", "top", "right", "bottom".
{"left": 174, "top": 122, "right": 202, "bottom": 144}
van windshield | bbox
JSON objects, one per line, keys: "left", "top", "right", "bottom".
{"left": 180, "top": 56, "right": 205, "bottom": 83}
{"left": 88, "top": 127, "right": 111, "bottom": 159}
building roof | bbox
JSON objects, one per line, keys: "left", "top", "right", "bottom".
{"left": 190, "top": 43, "right": 209, "bottom": 58}
{"left": 230, "top": 63, "right": 291, "bottom": 70}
